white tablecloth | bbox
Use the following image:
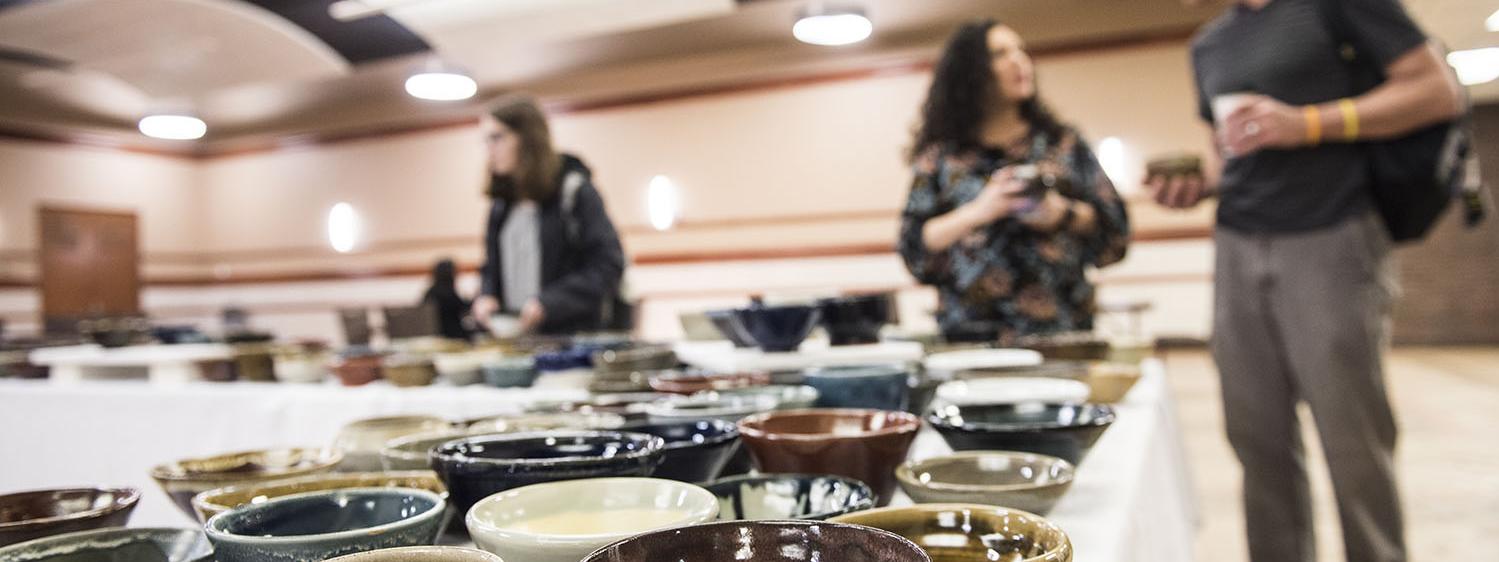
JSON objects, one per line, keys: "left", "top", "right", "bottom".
{"left": 0, "top": 361, "right": 1196, "bottom": 562}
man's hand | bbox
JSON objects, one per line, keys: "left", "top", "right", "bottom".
{"left": 1221, "top": 95, "right": 1306, "bottom": 157}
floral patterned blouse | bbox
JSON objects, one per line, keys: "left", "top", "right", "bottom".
{"left": 898, "top": 127, "right": 1130, "bottom": 343}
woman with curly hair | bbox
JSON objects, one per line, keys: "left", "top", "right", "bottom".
{"left": 899, "top": 19, "right": 1131, "bottom": 344}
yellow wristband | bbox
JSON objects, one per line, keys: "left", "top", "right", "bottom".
{"left": 1303, "top": 106, "right": 1322, "bottom": 145}
{"left": 1338, "top": 98, "right": 1359, "bottom": 140}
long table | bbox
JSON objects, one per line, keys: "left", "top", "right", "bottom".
{"left": 0, "top": 360, "right": 1196, "bottom": 562}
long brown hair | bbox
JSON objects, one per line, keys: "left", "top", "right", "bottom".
{"left": 488, "top": 95, "right": 561, "bottom": 202}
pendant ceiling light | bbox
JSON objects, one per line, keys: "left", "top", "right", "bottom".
{"left": 137, "top": 114, "right": 207, "bottom": 140}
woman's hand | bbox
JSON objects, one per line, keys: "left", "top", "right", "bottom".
{"left": 471, "top": 295, "right": 499, "bottom": 324}
{"left": 1018, "top": 191, "right": 1071, "bottom": 231}
{"left": 518, "top": 299, "right": 546, "bottom": 333}
{"left": 968, "top": 166, "right": 1032, "bottom": 223}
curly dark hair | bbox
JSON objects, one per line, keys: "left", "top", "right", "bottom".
{"left": 911, "top": 19, "right": 1064, "bottom": 161}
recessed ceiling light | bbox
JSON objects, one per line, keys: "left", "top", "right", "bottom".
{"left": 404, "top": 71, "right": 477, "bottom": 101}
{"left": 137, "top": 114, "right": 206, "bottom": 140}
{"left": 793, "top": 5, "right": 872, "bottom": 46}
{"left": 1448, "top": 48, "right": 1499, "bottom": 86}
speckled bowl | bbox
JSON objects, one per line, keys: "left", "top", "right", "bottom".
{"left": 149, "top": 447, "right": 343, "bottom": 519}
{"left": 0, "top": 487, "right": 140, "bottom": 547}
{"left": 895, "top": 452, "right": 1075, "bottom": 515}
{"left": 0, "top": 527, "right": 212, "bottom": 562}
{"left": 190, "top": 471, "right": 446, "bottom": 523}
{"left": 204, "top": 487, "right": 446, "bottom": 562}
{"left": 831, "top": 503, "right": 1072, "bottom": 562}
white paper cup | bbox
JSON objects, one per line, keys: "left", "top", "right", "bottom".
{"left": 1211, "top": 92, "right": 1257, "bottom": 125}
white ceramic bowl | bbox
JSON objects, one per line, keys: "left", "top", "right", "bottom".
{"left": 934, "top": 377, "right": 1091, "bottom": 406}
{"left": 465, "top": 477, "right": 718, "bottom": 562}
{"left": 273, "top": 353, "right": 331, "bottom": 383}
{"left": 433, "top": 351, "right": 493, "bottom": 386}
{"left": 923, "top": 349, "right": 1044, "bottom": 376}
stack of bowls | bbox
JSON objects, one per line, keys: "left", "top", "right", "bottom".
{"left": 0, "top": 528, "right": 212, "bottom": 562}
{"left": 466, "top": 478, "right": 718, "bottom": 562}
{"left": 702, "top": 474, "right": 874, "bottom": 520}
{"left": 896, "top": 451, "right": 1075, "bottom": 515}
{"left": 737, "top": 409, "right": 920, "bottom": 506}
{"left": 150, "top": 447, "right": 344, "bottom": 518}
{"left": 928, "top": 403, "right": 1116, "bottom": 465}
{"left": 0, "top": 487, "right": 140, "bottom": 547}
{"left": 333, "top": 416, "right": 451, "bottom": 472}
{"left": 831, "top": 503, "right": 1073, "bottom": 562}
{"left": 581, "top": 520, "right": 930, "bottom": 562}
{"left": 190, "top": 471, "right": 446, "bottom": 523}
{"left": 205, "top": 487, "right": 447, "bottom": 562}
{"left": 429, "top": 431, "right": 666, "bottom": 515}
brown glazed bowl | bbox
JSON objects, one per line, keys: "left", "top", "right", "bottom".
{"left": 831, "top": 503, "right": 1073, "bottom": 562}
{"left": 648, "top": 371, "right": 771, "bottom": 395}
{"left": 737, "top": 409, "right": 921, "bottom": 506}
{"left": 190, "top": 471, "right": 447, "bottom": 523}
{"left": 383, "top": 356, "right": 438, "bottom": 388}
{"left": 895, "top": 452, "right": 1075, "bottom": 515}
{"left": 581, "top": 520, "right": 930, "bottom": 562}
{"left": 150, "top": 447, "right": 344, "bottom": 519}
{"left": 0, "top": 487, "right": 140, "bottom": 547}
{"left": 332, "top": 354, "right": 385, "bottom": 386}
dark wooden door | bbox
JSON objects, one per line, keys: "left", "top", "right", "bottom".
{"left": 38, "top": 207, "right": 141, "bottom": 327}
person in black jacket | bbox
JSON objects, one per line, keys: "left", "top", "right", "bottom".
{"left": 421, "top": 258, "right": 472, "bottom": 341}
{"left": 471, "top": 96, "right": 625, "bottom": 335}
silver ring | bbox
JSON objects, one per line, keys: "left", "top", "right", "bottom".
{"left": 1244, "top": 121, "right": 1261, "bottom": 136}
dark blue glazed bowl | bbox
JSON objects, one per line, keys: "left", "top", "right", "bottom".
{"left": 803, "top": 364, "right": 911, "bottom": 411}
{"left": 816, "top": 295, "right": 891, "bottom": 346}
{"left": 703, "top": 474, "right": 876, "bottom": 521}
{"left": 618, "top": 420, "right": 741, "bottom": 483}
{"left": 705, "top": 310, "right": 756, "bottom": 348}
{"left": 928, "top": 403, "right": 1116, "bottom": 465}
{"left": 0, "top": 528, "right": 212, "bottom": 562}
{"left": 429, "top": 431, "right": 665, "bottom": 514}
{"left": 729, "top": 305, "right": 821, "bottom": 353}
{"left": 204, "top": 487, "right": 446, "bottom": 562}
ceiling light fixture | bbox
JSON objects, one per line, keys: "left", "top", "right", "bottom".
{"left": 1447, "top": 47, "right": 1499, "bottom": 86}
{"left": 793, "top": 4, "right": 872, "bottom": 46}
{"left": 137, "top": 114, "right": 207, "bottom": 140}
{"left": 404, "top": 71, "right": 478, "bottom": 101}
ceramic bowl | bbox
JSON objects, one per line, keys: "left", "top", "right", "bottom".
{"left": 430, "top": 431, "right": 666, "bottom": 515}
{"left": 645, "top": 393, "right": 779, "bottom": 423}
{"left": 334, "top": 415, "right": 452, "bottom": 472}
{"left": 923, "top": 349, "right": 1044, "bottom": 378}
{"left": 953, "top": 361, "right": 1091, "bottom": 381}
{"left": 0, "top": 528, "right": 212, "bottom": 562}
{"left": 831, "top": 503, "right": 1073, "bottom": 562}
{"left": 895, "top": 452, "right": 1075, "bottom": 515}
{"left": 581, "top": 520, "right": 930, "bottom": 562}
{"left": 1015, "top": 332, "right": 1111, "bottom": 361}
{"left": 702, "top": 474, "right": 874, "bottom": 520}
{"left": 332, "top": 354, "right": 385, "bottom": 386}
{"left": 729, "top": 305, "right": 821, "bottom": 353}
{"left": 479, "top": 357, "right": 538, "bottom": 388}
{"left": 737, "top": 409, "right": 921, "bottom": 506}
{"left": 592, "top": 345, "right": 677, "bottom": 375}
{"left": 648, "top": 371, "right": 770, "bottom": 395}
{"left": 1084, "top": 362, "right": 1142, "bottom": 403}
{"left": 616, "top": 420, "right": 740, "bottom": 483}
{"left": 705, "top": 310, "right": 756, "bottom": 348}
{"left": 325, "top": 546, "right": 504, "bottom": 562}
{"left": 934, "top": 378, "right": 1091, "bottom": 407}
{"left": 0, "top": 487, "right": 140, "bottom": 547}
{"left": 229, "top": 344, "right": 276, "bottom": 382}
{"left": 464, "top": 412, "right": 626, "bottom": 434}
{"left": 381, "top": 431, "right": 477, "bottom": 471}
{"left": 206, "top": 487, "right": 445, "bottom": 562}
{"left": 704, "top": 385, "right": 819, "bottom": 411}
{"left": 272, "top": 349, "right": 331, "bottom": 383}
{"left": 525, "top": 393, "right": 671, "bottom": 421}
{"left": 816, "top": 294, "right": 891, "bottom": 346}
{"left": 190, "top": 471, "right": 446, "bottom": 523}
{"left": 928, "top": 403, "right": 1116, "bottom": 465}
{"left": 677, "top": 312, "right": 721, "bottom": 342}
{"left": 150, "top": 447, "right": 342, "bottom": 518}
{"left": 802, "top": 364, "right": 911, "bottom": 411}
{"left": 432, "top": 351, "right": 490, "bottom": 386}
{"left": 383, "top": 355, "right": 439, "bottom": 387}
{"left": 466, "top": 478, "right": 718, "bottom": 562}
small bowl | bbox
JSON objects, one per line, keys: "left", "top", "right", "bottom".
{"left": 737, "top": 409, "right": 920, "bottom": 506}
{"left": 645, "top": 393, "right": 779, "bottom": 423}
{"left": 705, "top": 310, "right": 756, "bottom": 348}
{"left": 928, "top": 403, "right": 1116, "bottom": 465}
{"left": 429, "top": 431, "right": 666, "bottom": 515}
{"left": 802, "top": 364, "right": 910, "bottom": 411}
{"left": 325, "top": 546, "right": 504, "bottom": 562}
{"left": 896, "top": 452, "right": 1075, "bottom": 515}
{"left": 381, "top": 431, "right": 477, "bottom": 471}
{"left": 150, "top": 447, "right": 343, "bottom": 518}
{"left": 230, "top": 344, "right": 276, "bottom": 382}
{"left": 332, "top": 354, "right": 385, "bottom": 386}
{"left": 190, "top": 471, "right": 447, "bottom": 523}
{"left": 648, "top": 371, "right": 770, "bottom": 395}
{"left": 334, "top": 416, "right": 452, "bottom": 472}
{"left": 729, "top": 305, "right": 821, "bottom": 353}
{"left": 0, "top": 487, "right": 140, "bottom": 547}
{"left": 432, "top": 351, "right": 490, "bottom": 386}
{"left": 581, "top": 520, "right": 930, "bottom": 562}
{"left": 1084, "top": 362, "right": 1142, "bottom": 403}
{"left": 0, "top": 528, "right": 212, "bottom": 562}
{"left": 816, "top": 294, "right": 891, "bottom": 346}
{"left": 616, "top": 420, "right": 741, "bottom": 483}
{"left": 831, "top": 504, "right": 1072, "bottom": 562}
{"left": 703, "top": 385, "right": 819, "bottom": 411}
{"left": 480, "top": 357, "right": 538, "bottom": 388}
{"left": 466, "top": 478, "right": 718, "bottom": 562}
{"left": 272, "top": 349, "right": 331, "bottom": 383}
{"left": 934, "top": 377, "right": 1091, "bottom": 407}
{"left": 702, "top": 474, "right": 874, "bottom": 520}
{"left": 383, "top": 355, "right": 439, "bottom": 387}
{"left": 326, "top": 548, "right": 503, "bottom": 560}
{"left": 205, "top": 487, "right": 447, "bottom": 562}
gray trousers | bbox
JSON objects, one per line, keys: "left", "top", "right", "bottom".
{"left": 1211, "top": 211, "right": 1405, "bottom": 562}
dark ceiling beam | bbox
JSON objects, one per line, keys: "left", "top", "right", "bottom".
{"left": 238, "top": 0, "right": 430, "bottom": 65}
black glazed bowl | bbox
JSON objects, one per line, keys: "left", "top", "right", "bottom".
{"left": 705, "top": 310, "right": 756, "bottom": 348}
{"left": 429, "top": 431, "right": 665, "bottom": 514}
{"left": 0, "top": 528, "right": 212, "bottom": 562}
{"left": 581, "top": 520, "right": 930, "bottom": 562}
{"left": 0, "top": 487, "right": 140, "bottom": 547}
{"left": 617, "top": 420, "right": 741, "bottom": 483}
{"left": 702, "top": 474, "right": 875, "bottom": 521}
{"left": 729, "top": 305, "right": 822, "bottom": 353}
{"left": 928, "top": 403, "right": 1116, "bottom": 465}
{"left": 816, "top": 295, "right": 891, "bottom": 346}
{"left": 205, "top": 487, "right": 445, "bottom": 562}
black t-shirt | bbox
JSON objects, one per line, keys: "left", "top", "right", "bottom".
{"left": 1190, "top": 0, "right": 1426, "bottom": 233}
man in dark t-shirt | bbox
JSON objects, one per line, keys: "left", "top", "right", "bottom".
{"left": 1147, "top": 1, "right": 1463, "bottom": 562}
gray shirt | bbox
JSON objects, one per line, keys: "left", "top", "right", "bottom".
{"left": 1190, "top": 0, "right": 1425, "bottom": 233}
{"left": 498, "top": 200, "right": 541, "bottom": 313}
